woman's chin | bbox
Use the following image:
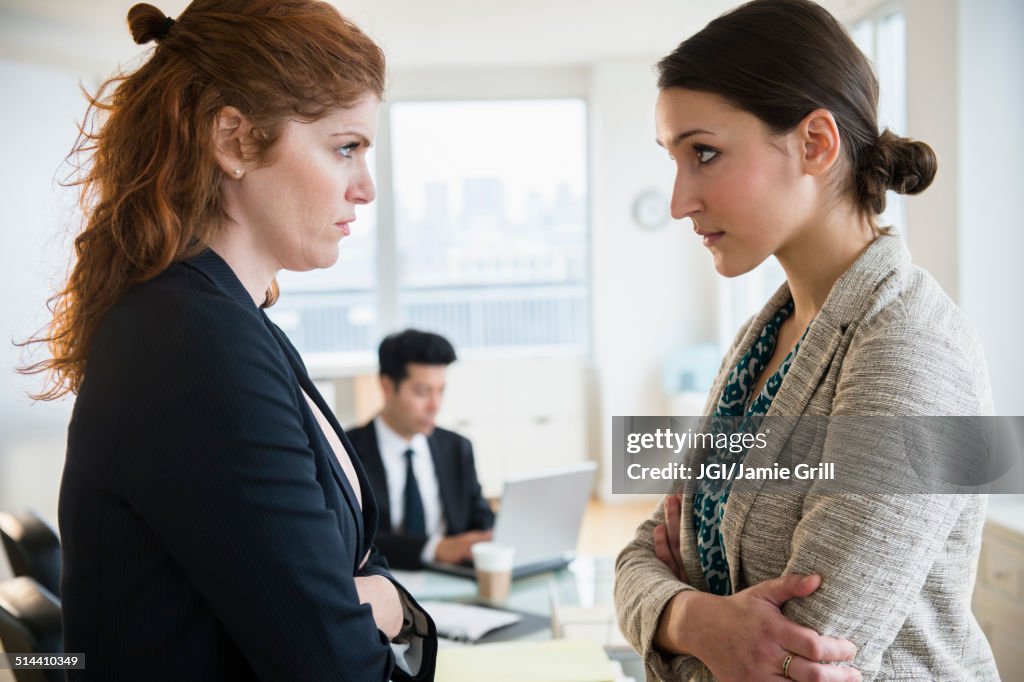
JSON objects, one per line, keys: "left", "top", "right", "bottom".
{"left": 311, "top": 248, "right": 341, "bottom": 270}
{"left": 713, "top": 258, "right": 752, "bottom": 279}
{"left": 712, "top": 251, "right": 768, "bottom": 279}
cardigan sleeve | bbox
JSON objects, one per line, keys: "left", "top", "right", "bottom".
{"left": 614, "top": 495, "right": 710, "bottom": 682}
{"left": 779, "top": 320, "right": 990, "bottom": 680}
{"left": 614, "top": 315, "right": 758, "bottom": 682}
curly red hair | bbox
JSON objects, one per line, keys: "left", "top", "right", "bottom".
{"left": 22, "top": 0, "right": 385, "bottom": 399}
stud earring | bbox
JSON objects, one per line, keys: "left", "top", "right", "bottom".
{"left": 232, "top": 168, "right": 242, "bottom": 177}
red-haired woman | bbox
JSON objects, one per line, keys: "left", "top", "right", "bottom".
{"left": 25, "top": 2, "right": 436, "bottom": 679}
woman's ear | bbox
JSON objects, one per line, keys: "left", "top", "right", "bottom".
{"left": 212, "top": 106, "right": 254, "bottom": 179}
{"left": 799, "top": 108, "right": 842, "bottom": 177}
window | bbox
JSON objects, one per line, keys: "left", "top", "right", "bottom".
{"left": 269, "top": 98, "right": 590, "bottom": 363}
{"left": 390, "top": 99, "right": 588, "bottom": 352}
{"left": 852, "top": 7, "right": 907, "bottom": 233}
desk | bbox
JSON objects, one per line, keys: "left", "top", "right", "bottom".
{"left": 393, "top": 556, "right": 644, "bottom": 678}
{"left": 394, "top": 556, "right": 613, "bottom": 629}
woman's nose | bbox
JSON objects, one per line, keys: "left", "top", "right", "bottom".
{"left": 347, "top": 164, "right": 376, "bottom": 205}
{"left": 670, "top": 174, "right": 701, "bottom": 220}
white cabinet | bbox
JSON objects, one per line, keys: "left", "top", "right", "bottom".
{"left": 973, "top": 508, "right": 1024, "bottom": 681}
{"left": 438, "top": 355, "right": 589, "bottom": 498}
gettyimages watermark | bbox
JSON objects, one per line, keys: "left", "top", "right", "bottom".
{"left": 611, "top": 416, "right": 1024, "bottom": 495}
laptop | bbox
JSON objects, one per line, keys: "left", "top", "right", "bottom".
{"left": 426, "top": 461, "right": 597, "bottom": 579}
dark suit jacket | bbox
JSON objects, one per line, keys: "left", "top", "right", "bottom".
{"left": 59, "top": 249, "right": 437, "bottom": 681}
{"left": 347, "top": 423, "right": 495, "bottom": 570}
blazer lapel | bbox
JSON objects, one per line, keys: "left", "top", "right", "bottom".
{"left": 677, "top": 483, "right": 709, "bottom": 592}
{"left": 336, "top": 427, "right": 381, "bottom": 560}
{"left": 720, "top": 236, "right": 907, "bottom": 592}
{"left": 680, "top": 281, "right": 791, "bottom": 592}
{"left": 184, "top": 249, "right": 386, "bottom": 567}
{"left": 260, "top": 314, "right": 367, "bottom": 561}
{"left": 720, "top": 310, "right": 843, "bottom": 591}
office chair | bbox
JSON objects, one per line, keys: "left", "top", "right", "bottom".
{"left": 0, "top": 577, "right": 63, "bottom": 682}
{"left": 0, "top": 511, "right": 61, "bottom": 597}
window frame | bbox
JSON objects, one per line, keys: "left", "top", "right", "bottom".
{"left": 285, "top": 66, "right": 595, "bottom": 372}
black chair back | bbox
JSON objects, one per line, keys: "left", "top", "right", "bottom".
{"left": 0, "top": 511, "right": 61, "bottom": 597}
{"left": 0, "top": 577, "right": 63, "bottom": 682}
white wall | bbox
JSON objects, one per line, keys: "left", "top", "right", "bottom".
{"left": 957, "top": 0, "right": 1024, "bottom": 415}
{"left": 902, "top": 0, "right": 960, "bottom": 296}
{"left": 588, "top": 60, "right": 716, "bottom": 500}
{"left": 0, "top": 59, "right": 82, "bottom": 528}
{"left": 891, "top": 0, "right": 1024, "bottom": 415}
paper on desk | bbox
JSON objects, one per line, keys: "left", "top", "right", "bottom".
{"left": 420, "top": 601, "right": 522, "bottom": 642}
{"left": 556, "top": 604, "right": 630, "bottom": 649}
{"left": 436, "top": 639, "right": 616, "bottom": 682}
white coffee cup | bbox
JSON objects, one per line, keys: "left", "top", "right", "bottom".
{"left": 471, "top": 542, "right": 515, "bottom": 605}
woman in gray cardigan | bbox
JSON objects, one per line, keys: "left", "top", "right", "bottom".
{"left": 614, "top": 1, "right": 1000, "bottom": 681}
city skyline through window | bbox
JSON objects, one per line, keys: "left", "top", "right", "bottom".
{"left": 269, "top": 98, "right": 591, "bottom": 360}
{"left": 391, "top": 100, "right": 589, "bottom": 351}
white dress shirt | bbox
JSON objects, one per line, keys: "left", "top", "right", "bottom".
{"left": 373, "top": 416, "right": 445, "bottom": 563}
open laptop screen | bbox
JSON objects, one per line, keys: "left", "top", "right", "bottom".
{"left": 427, "top": 461, "right": 597, "bottom": 578}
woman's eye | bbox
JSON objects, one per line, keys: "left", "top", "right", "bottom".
{"left": 695, "top": 147, "right": 719, "bottom": 164}
{"left": 337, "top": 143, "right": 359, "bottom": 159}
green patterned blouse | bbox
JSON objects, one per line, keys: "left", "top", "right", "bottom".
{"left": 693, "top": 298, "right": 808, "bottom": 595}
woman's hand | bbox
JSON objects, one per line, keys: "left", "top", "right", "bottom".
{"left": 658, "top": 575, "right": 860, "bottom": 681}
{"left": 654, "top": 493, "right": 689, "bottom": 582}
{"left": 354, "top": 575, "right": 404, "bottom": 640}
{"left": 653, "top": 493, "right": 860, "bottom": 681}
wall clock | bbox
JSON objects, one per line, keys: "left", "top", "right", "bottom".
{"left": 631, "top": 189, "right": 670, "bottom": 230}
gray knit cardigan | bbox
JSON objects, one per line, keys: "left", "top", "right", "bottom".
{"left": 614, "top": 235, "right": 1001, "bottom": 681}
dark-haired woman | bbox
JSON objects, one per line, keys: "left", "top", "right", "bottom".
{"left": 614, "top": 1, "right": 998, "bottom": 681}
{"left": 26, "top": 1, "right": 436, "bottom": 680}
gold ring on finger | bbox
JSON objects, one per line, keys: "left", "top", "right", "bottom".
{"left": 782, "top": 654, "right": 793, "bottom": 679}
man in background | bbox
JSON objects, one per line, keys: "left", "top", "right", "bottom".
{"left": 348, "top": 329, "right": 494, "bottom": 570}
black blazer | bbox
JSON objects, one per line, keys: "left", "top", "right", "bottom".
{"left": 59, "top": 249, "right": 436, "bottom": 681}
{"left": 347, "top": 423, "right": 495, "bottom": 570}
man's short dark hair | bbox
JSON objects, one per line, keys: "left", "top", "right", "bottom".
{"left": 378, "top": 329, "right": 457, "bottom": 387}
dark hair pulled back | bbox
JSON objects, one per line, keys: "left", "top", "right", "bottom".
{"left": 657, "top": 0, "right": 936, "bottom": 222}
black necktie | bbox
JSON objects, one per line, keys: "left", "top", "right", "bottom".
{"left": 402, "top": 448, "right": 426, "bottom": 536}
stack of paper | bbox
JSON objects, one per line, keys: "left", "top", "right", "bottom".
{"left": 420, "top": 601, "right": 522, "bottom": 642}
{"left": 435, "top": 638, "right": 616, "bottom": 682}
{"left": 553, "top": 604, "right": 630, "bottom": 649}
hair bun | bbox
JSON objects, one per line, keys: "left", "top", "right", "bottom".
{"left": 127, "top": 4, "right": 173, "bottom": 45}
{"left": 858, "top": 129, "right": 938, "bottom": 215}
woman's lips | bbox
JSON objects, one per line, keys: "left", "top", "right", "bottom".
{"left": 702, "top": 232, "right": 724, "bottom": 246}
{"left": 693, "top": 222, "right": 724, "bottom": 247}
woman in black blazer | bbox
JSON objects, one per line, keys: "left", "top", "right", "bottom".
{"left": 23, "top": 1, "right": 436, "bottom": 679}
